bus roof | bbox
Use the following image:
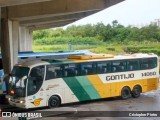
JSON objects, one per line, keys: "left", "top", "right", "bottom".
{"left": 43, "top": 53, "right": 158, "bottom": 65}
{"left": 114, "top": 53, "right": 158, "bottom": 59}
{"left": 16, "top": 53, "right": 158, "bottom": 67}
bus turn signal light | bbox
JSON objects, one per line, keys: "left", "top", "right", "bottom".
{"left": 10, "top": 90, "right": 15, "bottom": 94}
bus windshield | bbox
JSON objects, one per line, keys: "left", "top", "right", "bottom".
{"left": 9, "top": 66, "right": 30, "bottom": 97}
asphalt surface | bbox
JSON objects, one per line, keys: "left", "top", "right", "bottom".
{"left": 1, "top": 84, "right": 160, "bottom": 120}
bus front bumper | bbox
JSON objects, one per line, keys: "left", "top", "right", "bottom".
{"left": 7, "top": 96, "right": 26, "bottom": 109}
{"left": 9, "top": 100, "right": 26, "bottom": 108}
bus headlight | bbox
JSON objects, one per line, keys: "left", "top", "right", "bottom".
{"left": 20, "top": 100, "right": 25, "bottom": 104}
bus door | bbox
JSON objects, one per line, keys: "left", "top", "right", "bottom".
{"left": 26, "top": 66, "right": 46, "bottom": 108}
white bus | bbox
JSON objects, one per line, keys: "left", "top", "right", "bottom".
{"left": 0, "top": 50, "right": 91, "bottom": 102}
{"left": 6, "top": 53, "right": 159, "bottom": 109}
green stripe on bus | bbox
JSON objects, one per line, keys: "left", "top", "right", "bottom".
{"left": 75, "top": 76, "right": 101, "bottom": 100}
{"left": 63, "top": 77, "right": 91, "bottom": 101}
{"left": 0, "top": 85, "right": 2, "bottom": 90}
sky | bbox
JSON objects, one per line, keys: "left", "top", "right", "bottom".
{"left": 65, "top": 0, "right": 160, "bottom": 27}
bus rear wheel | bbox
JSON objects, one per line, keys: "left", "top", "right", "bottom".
{"left": 121, "top": 87, "right": 131, "bottom": 100}
{"left": 131, "top": 85, "right": 141, "bottom": 98}
{"left": 48, "top": 96, "right": 61, "bottom": 108}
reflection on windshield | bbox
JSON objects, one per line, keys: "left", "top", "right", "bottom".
{"left": 9, "top": 66, "right": 29, "bottom": 97}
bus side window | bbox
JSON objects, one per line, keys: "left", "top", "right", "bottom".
{"left": 46, "top": 65, "right": 62, "bottom": 80}
{"left": 119, "top": 61, "right": 126, "bottom": 71}
{"left": 81, "top": 64, "right": 88, "bottom": 75}
{"left": 148, "top": 58, "right": 157, "bottom": 69}
{"left": 46, "top": 68, "right": 56, "bottom": 80}
{"left": 55, "top": 65, "right": 63, "bottom": 78}
{"left": 30, "top": 66, "right": 44, "bottom": 81}
{"left": 63, "top": 64, "right": 80, "bottom": 77}
{"left": 112, "top": 61, "right": 126, "bottom": 72}
{"left": 153, "top": 58, "right": 158, "bottom": 68}
{"left": 140, "top": 59, "right": 149, "bottom": 70}
{"left": 97, "top": 62, "right": 111, "bottom": 74}
{"left": 127, "top": 60, "right": 139, "bottom": 71}
{"left": 97, "top": 63, "right": 103, "bottom": 73}
{"left": 81, "top": 63, "right": 96, "bottom": 75}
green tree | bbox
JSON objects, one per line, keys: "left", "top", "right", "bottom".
{"left": 33, "top": 20, "right": 160, "bottom": 45}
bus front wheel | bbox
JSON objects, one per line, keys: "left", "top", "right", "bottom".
{"left": 48, "top": 96, "right": 61, "bottom": 108}
{"left": 121, "top": 87, "right": 131, "bottom": 100}
{"left": 131, "top": 85, "right": 141, "bottom": 98}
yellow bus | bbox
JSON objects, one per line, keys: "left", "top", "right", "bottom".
{"left": 6, "top": 53, "right": 159, "bottom": 109}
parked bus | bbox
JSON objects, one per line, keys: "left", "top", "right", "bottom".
{"left": 5, "top": 53, "right": 159, "bottom": 109}
{"left": 0, "top": 50, "right": 92, "bottom": 102}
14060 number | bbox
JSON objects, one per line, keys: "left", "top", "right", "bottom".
{"left": 142, "top": 72, "right": 156, "bottom": 77}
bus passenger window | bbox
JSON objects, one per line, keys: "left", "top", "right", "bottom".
{"left": 140, "top": 58, "right": 157, "bottom": 70}
{"left": 112, "top": 67, "right": 117, "bottom": 72}
{"left": 55, "top": 66, "right": 63, "bottom": 78}
{"left": 127, "top": 60, "right": 139, "bottom": 71}
{"left": 63, "top": 64, "right": 80, "bottom": 77}
{"left": 46, "top": 65, "right": 62, "bottom": 80}
{"left": 148, "top": 58, "right": 157, "bottom": 69}
{"left": 97, "top": 62, "right": 111, "bottom": 74}
{"left": 112, "top": 61, "right": 126, "bottom": 72}
{"left": 140, "top": 59, "right": 149, "bottom": 70}
{"left": 153, "top": 58, "right": 158, "bottom": 68}
{"left": 81, "top": 69, "right": 88, "bottom": 75}
{"left": 81, "top": 63, "right": 95, "bottom": 75}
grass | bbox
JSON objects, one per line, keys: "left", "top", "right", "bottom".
{"left": 32, "top": 42, "right": 160, "bottom": 54}
{"left": 32, "top": 44, "right": 120, "bottom": 54}
{"left": 33, "top": 45, "right": 68, "bottom": 52}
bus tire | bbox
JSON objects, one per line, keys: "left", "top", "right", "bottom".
{"left": 121, "top": 87, "right": 131, "bottom": 100}
{"left": 131, "top": 85, "right": 141, "bottom": 98}
{"left": 48, "top": 96, "right": 61, "bottom": 108}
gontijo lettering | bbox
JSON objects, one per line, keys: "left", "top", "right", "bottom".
{"left": 106, "top": 73, "right": 134, "bottom": 81}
